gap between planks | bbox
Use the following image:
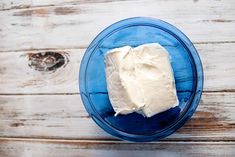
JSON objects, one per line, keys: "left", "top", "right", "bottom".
{"left": 0, "top": 41, "right": 235, "bottom": 53}
{"left": 0, "top": 136, "right": 235, "bottom": 144}
{"left": 0, "top": 91, "right": 235, "bottom": 96}
{"left": 1, "top": 137, "right": 235, "bottom": 143}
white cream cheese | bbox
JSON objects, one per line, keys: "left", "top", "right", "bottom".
{"left": 105, "top": 43, "right": 178, "bottom": 117}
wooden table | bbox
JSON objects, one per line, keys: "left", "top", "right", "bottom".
{"left": 0, "top": 0, "right": 235, "bottom": 156}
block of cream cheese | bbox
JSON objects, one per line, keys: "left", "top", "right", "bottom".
{"left": 105, "top": 43, "right": 178, "bottom": 117}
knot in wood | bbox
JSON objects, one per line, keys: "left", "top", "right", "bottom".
{"left": 28, "top": 51, "right": 68, "bottom": 72}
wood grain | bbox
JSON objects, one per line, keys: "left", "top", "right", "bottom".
{"left": 0, "top": 139, "right": 234, "bottom": 157}
{"left": 0, "top": 0, "right": 235, "bottom": 52}
{"left": 0, "top": 49, "right": 83, "bottom": 94}
{"left": 0, "top": 0, "right": 235, "bottom": 154}
{"left": 0, "top": 0, "right": 120, "bottom": 10}
{"left": 0, "top": 43, "right": 234, "bottom": 93}
{"left": 0, "top": 92, "right": 235, "bottom": 141}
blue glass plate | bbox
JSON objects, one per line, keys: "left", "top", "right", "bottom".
{"left": 79, "top": 17, "right": 203, "bottom": 142}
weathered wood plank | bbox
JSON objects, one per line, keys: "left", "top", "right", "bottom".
{"left": 0, "top": 49, "right": 83, "bottom": 94}
{"left": 196, "top": 43, "right": 235, "bottom": 91}
{"left": 0, "top": 0, "right": 30, "bottom": 10}
{"left": 0, "top": 43, "right": 234, "bottom": 93}
{"left": 0, "top": 0, "right": 235, "bottom": 52}
{"left": 0, "top": 93, "right": 235, "bottom": 141}
{"left": 0, "top": 139, "right": 234, "bottom": 157}
{"left": 0, "top": 0, "right": 125, "bottom": 10}
{"left": 0, "top": 0, "right": 64, "bottom": 10}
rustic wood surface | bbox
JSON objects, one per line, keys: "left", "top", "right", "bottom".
{"left": 0, "top": 0, "right": 235, "bottom": 156}
{"left": 1, "top": 93, "right": 235, "bottom": 141}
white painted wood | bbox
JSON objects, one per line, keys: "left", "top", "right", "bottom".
{"left": 0, "top": 93, "right": 235, "bottom": 141}
{"left": 0, "top": 140, "right": 235, "bottom": 157}
{"left": 0, "top": 49, "right": 83, "bottom": 94}
{"left": 0, "top": 0, "right": 234, "bottom": 153}
{"left": 0, "top": 43, "right": 234, "bottom": 93}
{"left": 197, "top": 43, "right": 235, "bottom": 91}
{"left": 0, "top": 0, "right": 105, "bottom": 10}
{"left": 0, "top": 0, "right": 30, "bottom": 10}
{"left": 0, "top": 0, "right": 235, "bottom": 51}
